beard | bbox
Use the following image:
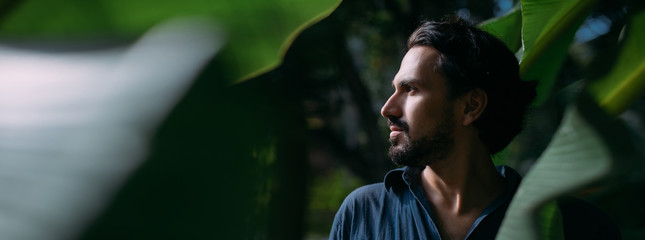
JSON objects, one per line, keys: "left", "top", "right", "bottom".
{"left": 388, "top": 104, "right": 456, "bottom": 167}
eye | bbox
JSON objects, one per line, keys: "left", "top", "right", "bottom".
{"left": 404, "top": 85, "right": 416, "bottom": 94}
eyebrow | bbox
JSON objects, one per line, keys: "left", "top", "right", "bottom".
{"left": 394, "top": 78, "right": 418, "bottom": 88}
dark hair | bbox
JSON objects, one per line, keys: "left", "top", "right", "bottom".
{"left": 407, "top": 17, "right": 536, "bottom": 154}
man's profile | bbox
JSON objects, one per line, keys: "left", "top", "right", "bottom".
{"left": 330, "top": 17, "right": 619, "bottom": 240}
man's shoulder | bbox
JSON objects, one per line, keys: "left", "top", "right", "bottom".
{"left": 331, "top": 182, "right": 396, "bottom": 239}
{"left": 341, "top": 183, "right": 387, "bottom": 206}
{"left": 342, "top": 167, "right": 410, "bottom": 204}
{"left": 332, "top": 183, "right": 386, "bottom": 228}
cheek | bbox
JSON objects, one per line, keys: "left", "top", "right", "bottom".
{"left": 404, "top": 99, "right": 429, "bottom": 131}
{"left": 405, "top": 97, "right": 441, "bottom": 133}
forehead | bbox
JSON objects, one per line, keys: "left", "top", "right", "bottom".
{"left": 393, "top": 46, "right": 445, "bottom": 87}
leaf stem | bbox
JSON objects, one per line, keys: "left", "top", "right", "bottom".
{"left": 519, "top": 0, "right": 599, "bottom": 77}
{"left": 599, "top": 61, "right": 645, "bottom": 117}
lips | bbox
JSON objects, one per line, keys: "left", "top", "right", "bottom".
{"left": 389, "top": 125, "right": 405, "bottom": 138}
{"left": 389, "top": 131, "right": 402, "bottom": 138}
{"left": 387, "top": 119, "right": 408, "bottom": 138}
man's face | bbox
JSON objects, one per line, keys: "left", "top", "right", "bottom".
{"left": 381, "top": 46, "right": 457, "bottom": 167}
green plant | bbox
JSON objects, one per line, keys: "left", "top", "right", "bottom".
{"left": 482, "top": 0, "right": 645, "bottom": 239}
{"left": 0, "top": 1, "right": 341, "bottom": 239}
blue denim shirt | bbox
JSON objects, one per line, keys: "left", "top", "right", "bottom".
{"left": 330, "top": 165, "right": 521, "bottom": 240}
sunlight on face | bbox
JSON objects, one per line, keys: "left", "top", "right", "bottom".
{"left": 382, "top": 46, "right": 457, "bottom": 166}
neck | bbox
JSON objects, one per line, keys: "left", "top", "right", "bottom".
{"left": 418, "top": 138, "right": 505, "bottom": 214}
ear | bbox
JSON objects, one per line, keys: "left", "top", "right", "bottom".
{"left": 461, "top": 88, "right": 487, "bottom": 126}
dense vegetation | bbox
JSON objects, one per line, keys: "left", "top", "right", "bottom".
{"left": 0, "top": 0, "right": 643, "bottom": 239}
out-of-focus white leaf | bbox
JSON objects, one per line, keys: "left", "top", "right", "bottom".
{"left": 0, "top": 18, "right": 223, "bottom": 240}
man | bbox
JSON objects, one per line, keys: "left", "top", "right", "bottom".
{"left": 330, "top": 18, "right": 619, "bottom": 239}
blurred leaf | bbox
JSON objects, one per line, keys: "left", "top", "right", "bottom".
{"left": 0, "top": 0, "right": 342, "bottom": 84}
{"left": 479, "top": 6, "right": 522, "bottom": 52}
{"left": 0, "top": 18, "right": 222, "bottom": 240}
{"left": 496, "top": 94, "right": 634, "bottom": 240}
{"left": 536, "top": 201, "right": 564, "bottom": 240}
{"left": 588, "top": 2, "right": 645, "bottom": 117}
{"left": 520, "top": 0, "right": 599, "bottom": 104}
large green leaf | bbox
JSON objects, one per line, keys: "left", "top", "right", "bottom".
{"left": 588, "top": 2, "right": 645, "bottom": 117}
{"left": 496, "top": 2, "right": 645, "bottom": 239}
{"left": 520, "top": 0, "right": 599, "bottom": 104}
{"left": 0, "top": 19, "right": 223, "bottom": 239}
{"left": 478, "top": 6, "right": 522, "bottom": 52}
{"left": 0, "top": 0, "right": 342, "bottom": 84}
{"left": 496, "top": 94, "right": 630, "bottom": 239}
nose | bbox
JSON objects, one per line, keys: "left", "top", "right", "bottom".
{"left": 381, "top": 93, "right": 402, "bottom": 119}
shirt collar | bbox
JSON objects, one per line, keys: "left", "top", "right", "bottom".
{"left": 384, "top": 166, "right": 423, "bottom": 191}
{"left": 496, "top": 165, "right": 522, "bottom": 196}
{"left": 383, "top": 165, "right": 522, "bottom": 192}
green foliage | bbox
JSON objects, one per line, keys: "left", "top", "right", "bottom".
{"left": 3, "top": 0, "right": 643, "bottom": 238}
{"left": 497, "top": 95, "right": 621, "bottom": 239}
{"left": 479, "top": 7, "right": 522, "bottom": 52}
{"left": 308, "top": 168, "right": 363, "bottom": 212}
{"left": 494, "top": 1, "right": 645, "bottom": 239}
{"left": 307, "top": 168, "right": 364, "bottom": 235}
{"left": 0, "top": 0, "right": 342, "bottom": 84}
{"left": 536, "top": 201, "right": 564, "bottom": 240}
{"left": 588, "top": 2, "right": 645, "bottom": 117}
{"left": 0, "top": 0, "right": 342, "bottom": 239}
{"left": 519, "top": 0, "right": 598, "bottom": 104}
{"left": 0, "top": 19, "right": 224, "bottom": 240}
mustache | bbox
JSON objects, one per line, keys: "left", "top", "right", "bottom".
{"left": 388, "top": 118, "right": 409, "bottom": 132}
